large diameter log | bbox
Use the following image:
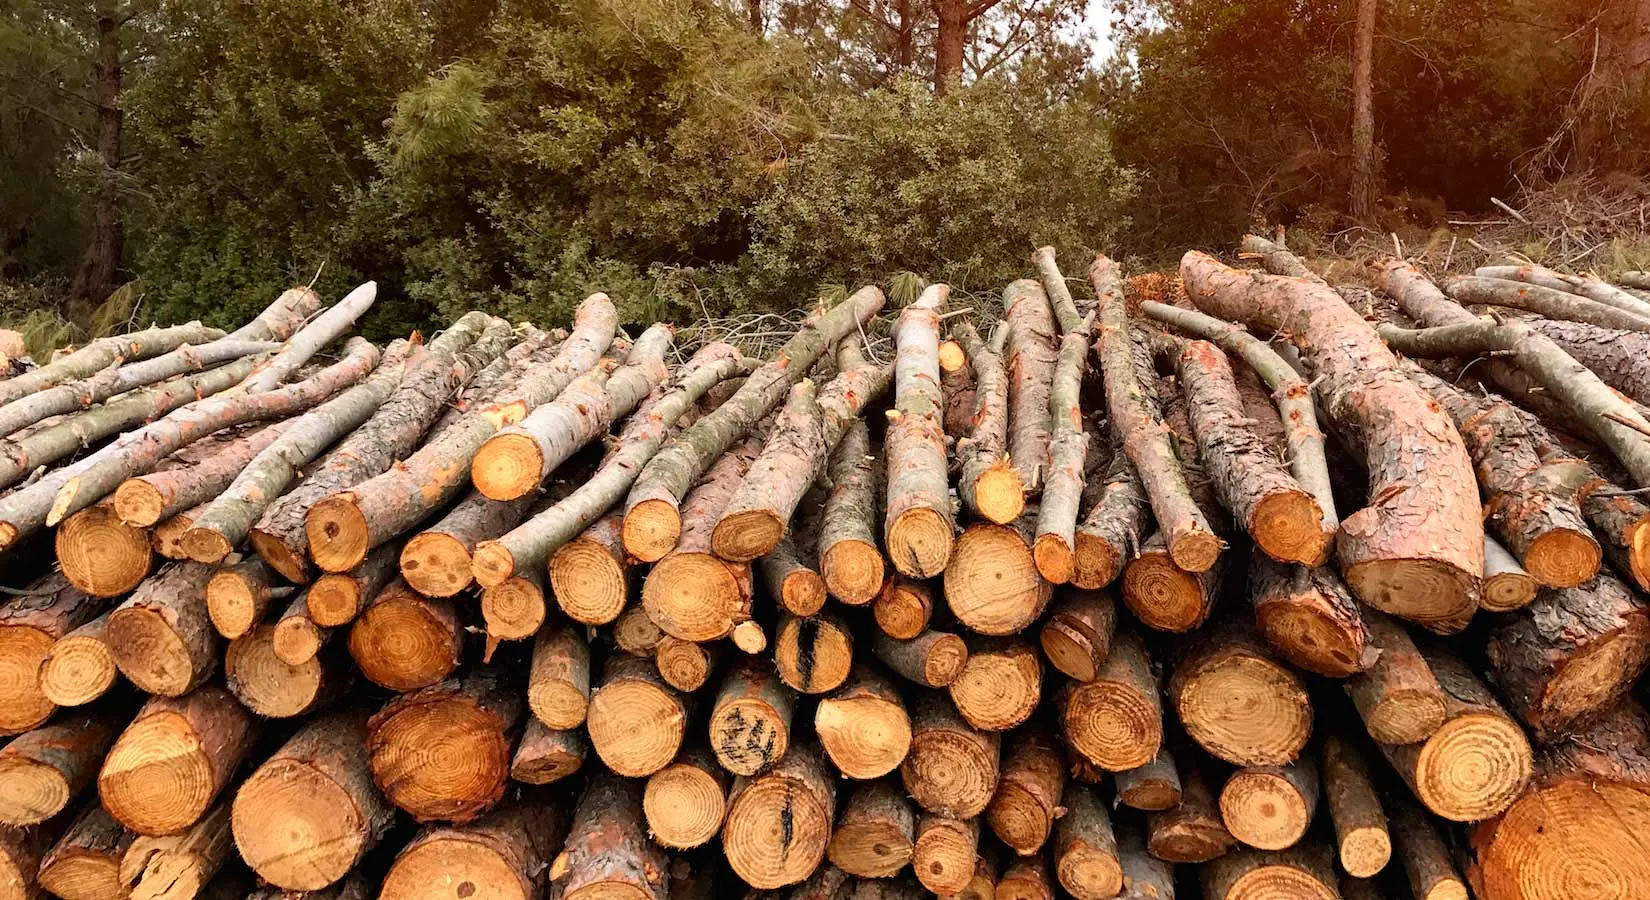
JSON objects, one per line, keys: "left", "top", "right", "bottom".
{"left": 1318, "top": 734, "right": 1389, "bottom": 879}
{"left": 37, "top": 805, "right": 133, "bottom": 900}
{"left": 1218, "top": 756, "right": 1318, "bottom": 851}
{"left": 815, "top": 662, "right": 911, "bottom": 781}
{"left": 1486, "top": 570, "right": 1650, "bottom": 739}
{"left": 818, "top": 421, "right": 884, "bottom": 606}
{"left": 954, "top": 322, "right": 1023, "bottom": 524}
{"left": 912, "top": 814, "right": 978, "bottom": 895}
{"left": 1058, "top": 628, "right": 1162, "bottom": 771}
{"left": 346, "top": 580, "right": 461, "bottom": 692}
{"left": 986, "top": 724, "right": 1065, "bottom": 854}
{"left": 1033, "top": 329, "right": 1093, "bottom": 583}
{"left": 366, "top": 670, "right": 523, "bottom": 822}
{"left": 949, "top": 636, "right": 1042, "bottom": 732}
{"left": 901, "top": 692, "right": 1000, "bottom": 818}
{"left": 1248, "top": 556, "right": 1366, "bottom": 678}
{"left": 224, "top": 624, "right": 351, "bottom": 719}
{"left": 884, "top": 284, "right": 955, "bottom": 578}
{"left": 232, "top": 709, "right": 394, "bottom": 890}
{"left": 944, "top": 518, "right": 1052, "bottom": 636}
{"left": 1199, "top": 841, "right": 1339, "bottom": 900}
{"left": 1168, "top": 613, "right": 1311, "bottom": 767}
{"left": 586, "top": 655, "right": 689, "bottom": 778}
{"left": 642, "top": 744, "right": 729, "bottom": 850}
{"left": 98, "top": 687, "right": 256, "bottom": 836}
{"left": 509, "top": 718, "right": 587, "bottom": 786}
{"left": 105, "top": 563, "right": 218, "bottom": 697}
{"left": 1344, "top": 610, "right": 1448, "bottom": 744}
{"left": 55, "top": 502, "right": 153, "bottom": 600}
{"left": 872, "top": 627, "right": 968, "bottom": 688}
{"left": 1039, "top": 589, "right": 1116, "bottom": 683}
{"left": 708, "top": 658, "right": 794, "bottom": 777}
{"left": 0, "top": 573, "right": 106, "bottom": 734}
{"left": 384, "top": 794, "right": 568, "bottom": 900}
{"left": 1146, "top": 748, "right": 1235, "bottom": 863}
{"left": 1379, "top": 645, "right": 1532, "bottom": 822}
{"left": 1054, "top": 784, "right": 1121, "bottom": 900}
{"left": 827, "top": 781, "right": 914, "bottom": 878}
{"left": 117, "top": 800, "right": 234, "bottom": 900}
{"left": 39, "top": 614, "right": 118, "bottom": 709}
{"left": 721, "top": 741, "right": 836, "bottom": 890}
{"left": 0, "top": 704, "right": 124, "bottom": 826}
{"left": 1182, "top": 251, "right": 1483, "bottom": 629}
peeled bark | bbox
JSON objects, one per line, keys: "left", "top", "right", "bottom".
{"left": 98, "top": 687, "right": 256, "bottom": 836}
{"left": 884, "top": 284, "right": 955, "bottom": 579}
{"left": 106, "top": 563, "right": 219, "bottom": 697}
{"left": 0, "top": 573, "right": 107, "bottom": 734}
{"left": 366, "top": 669, "right": 522, "bottom": 823}
{"left": 954, "top": 322, "right": 1023, "bottom": 524}
{"left": 1032, "top": 329, "right": 1092, "bottom": 583}
{"left": 819, "top": 420, "right": 884, "bottom": 606}
{"left": 1168, "top": 613, "right": 1312, "bottom": 767}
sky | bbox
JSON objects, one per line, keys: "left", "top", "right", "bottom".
{"left": 1082, "top": 0, "right": 1119, "bottom": 62}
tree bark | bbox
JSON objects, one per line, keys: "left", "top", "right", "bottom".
{"left": 1038, "top": 588, "right": 1116, "bottom": 683}
{"left": 1478, "top": 262, "right": 1650, "bottom": 320}
{"left": 1058, "top": 628, "right": 1161, "bottom": 772}
{"left": 1520, "top": 315, "right": 1650, "bottom": 405}
{"left": 0, "top": 703, "right": 124, "bottom": 827}
{"left": 872, "top": 627, "right": 968, "bottom": 688}
{"left": 1114, "top": 749, "right": 1181, "bottom": 811}
{"left": 884, "top": 284, "right": 955, "bottom": 578}
{"left": 1348, "top": 0, "right": 1377, "bottom": 221}
{"left": 0, "top": 572, "right": 107, "bottom": 734}
{"left": 1054, "top": 783, "right": 1120, "bottom": 900}
{"left": 986, "top": 723, "right": 1065, "bottom": 854}
{"left": 954, "top": 321, "right": 1022, "bottom": 524}
{"left": 1446, "top": 274, "right": 1650, "bottom": 332}
{"left": 1114, "top": 818, "right": 1175, "bottom": 900}
{"left": 366, "top": 669, "right": 522, "bottom": 823}
{"left": 346, "top": 579, "right": 461, "bottom": 692}
{"left": 819, "top": 420, "right": 884, "bottom": 605}
{"left": 527, "top": 623, "right": 590, "bottom": 730}
{"left": 1146, "top": 747, "right": 1235, "bottom": 863}
{"left": 1072, "top": 429, "right": 1150, "bottom": 590}
{"left": 901, "top": 691, "right": 999, "bottom": 818}
{"left": 1344, "top": 609, "right": 1448, "bottom": 744}
{"left": 828, "top": 780, "right": 914, "bottom": 878}
{"left": 1032, "top": 328, "right": 1092, "bottom": 582}
{"left": 1389, "top": 793, "right": 1469, "bottom": 900}
{"left": 106, "top": 563, "right": 219, "bottom": 697}
{"left": 0, "top": 320, "right": 231, "bottom": 408}
{"left": 1001, "top": 279, "right": 1058, "bottom": 493}
{"left": 385, "top": 794, "right": 567, "bottom": 900}
{"left": 1319, "top": 733, "right": 1389, "bottom": 879}
{"left": 99, "top": 687, "right": 256, "bottom": 836}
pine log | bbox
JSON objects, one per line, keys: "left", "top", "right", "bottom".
{"left": 708, "top": 659, "right": 793, "bottom": 777}
{"left": 238, "top": 282, "right": 378, "bottom": 392}
{"left": 55, "top": 501, "right": 153, "bottom": 600}
{"left": 612, "top": 604, "right": 666, "bottom": 657}
{"left": 1390, "top": 795, "right": 1469, "bottom": 900}
{"left": 1113, "top": 817, "right": 1174, "bottom": 900}
{"left": 0, "top": 704, "right": 124, "bottom": 826}
{"left": 1032, "top": 328, "right": 1093, "bottom": 583}
{"left": 1344, "top": 610, "right": 1448, "bottom": 744}
{"left": 760, "top": 532, "right": 828, "bottom": 617}
{"left": 817, "top": 420, "right": 884, "bottom": 606}
{"left": 587, "top": 655, "right": 690, "bottom": 778}
{"left": 1146, "top": 747, "right": 1235, "bottom": 863}
{"left": 346, "top": 580, "right": 461, "bottom": 692}
{"left": 118, "top": 801, "right": 233, "bottom": 900}
{"left": 271, "top": 592, "right": 325, "bottom": 666}
{"left": 995, "top": 854, "right": 1054, "bottom": 900}
{"left": 509, "top": 718, "right": 588, "bottom": 785}
{"left": 223, "top": 624, "right": 351, "bottom": 719}
{"left": 1380, "top": 645, "right": 1532, "bottom": 821}
{"left": 149, "top": 508, "right": 200, "bottom": 561}
{"left": 954, "top": 322, "right": 1023, "bottom": 524}
{"left": 248, "top": 313, "right": 515, "bottom": 580}
{"left": 1114, "top": 750, "right": 1181, "bottom": 811}
{"left": 37, "top": 805, "right": 133, "bottom": 900}
{"left": 642, "top": 743, "right": 729, "bottom": 850}
{"left": 307, "top": 298, "right": 617, "bottom": 573}
{"left": 1058, "top": 628, "right": 1161, "bottom": 771}
{"left": 1319, "top": 733, "right": 1389, "bottom": 879}
{"left": 912, "top": 814, "right": 978, "bottom": 895}
{"left": 202, "top": 560, "right": 277, "bottom": 641}
{"left": 775, "top": 610, "right": 853, "bottom": 695}
{"left": 1184, "top": 252, "right": 1483, "bottom": 628}
{"left": 39, "top": 613, "right": 118, "bottom": 709}
{"left": 1072, "top": 430, "right": 1150, "bottom": 591}
{"left": 1248, "top": 556, "right": 1366, "bottom": 678}
{"left": 0, "top": 320, "right": 230, "bottom": 407}
{"left": 945, "top": 517, "right": 1051, "bottom": 636}
{"left": 827, "top": 781, "right": 915, "bottom": 878}
{"left": 384, "top": 793, "right": 568, "bottom": 900}
{"left": 1002, "top": 279, "right": 1058, "bottom": 491}
{"left": 1219, "top": 757, "right": 1318, "bottom": 851}
{"left": 624, "top": 287, "right": 884, "bottom": 562}
{"left": 366, "top": 669, "right": 522, "bottom": 823}
{"left": 548, "top": 774, "right": 668, "bottom": 900}
{"left": 0, "top": 573, "right": 106, "bottom": 733}
{"left": 232, "top": 709, "right": 393, "bottom": 890}
{"left": 106, "top": 563, "right": 218, "bottom": 697}
{"left": 815, "top": 662, "right": 911, "bottom": 781}
{"left": 1521, "top": 315, "right": 1650, "bottom": 405}
{"left": 1168, "top": 613, "right": 1311, "bottom": 767}
{"left": 872, "top": 627, "right": 968, "bottom": 688}
{"left": 883, "top": 284, "right": 955, "bottom": 578}
{"left": 1032, "top": 245, "right": 1091, "bottom": 333}
{"left": 721, "top": 741, "right": 836, "bottom": 890}
{"left": 901, "top": 692, "right": 1000, "bottom": 818}
{"left": 1120, "top": 530, "right": 1227, "bottom": 634}
{"left": 480, "top": 571, "right": 550, "bottom": 656}
{"left": 306, "top": 543, "right": 398, "bottom": 627}
{"left": 1094, "top": 256, "right": 1220, "bottom": 572}
{"left": 1447, "top": 273, "right": 1650, "bottom": 331}
{"left": 548, "top": 510, "right": 630, "bottom": 627}
{"left": 986, "top": 724, "right": 1065, "bottom": 855}
{"left": 956, "top": 846, "right": 1000, "bottom": 900}
{"left": 1038, "top": 588, "right": 1116, "bottom": 683}
{"left": 1483, "top": 535, "right": 1542, "bottom": 612}
{"left": 528, "top": 623, "right": 591, "bottom": 730}
{"left": 1054, "top": 783, "right": 1121, "bottom": 900}
{"left": 1476, "top": 263, "right": 1650, "bottom": 319}
{"left": 872, "top": 576, "right": 932, "bottom": 639}
{"left": 948, "top": 636, "right": 1042, "bottom": 733}
{"left": 98, "top": 687, "right": 256, "bottom": 836}
{"left": 654, "top": 636, "right": 718, "bottom": 693}
{"left": 1199, "top": 841, "right": 1338, "bottom": 900}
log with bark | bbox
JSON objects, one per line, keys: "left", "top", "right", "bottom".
{"left": 0, "top": 319, "right": 230, "bottom": 408}
{"left": 1476, "top": 262, "right": 1650, "bottom": 319}
{"left": 884, "top": 284, "right": 956, "bottom": 579}
{"left": 385, "top": 793, "right": 567, "bottom": 900}
{"left": 1199, "top": 841, "right": 1339, "bottom": 900}
{"left": 814, "top": 662, "right": 911, "bottom": 780}
{"left": 0, "top": 703, "right": 124, "bottom": 826}
{"left": 223, "top": 622, "right": 352, "bottom": 719}
{"left": 1058, "top": 628, "right": 1162, "bottom": 772}
{"left": 38, "top": 613, "right": 118, "bottom": 710}
{"left": 239, "top": 281, "right": 379, "bottom": 393}
{"left": 98, "top": 687, "right": 256, "bottom": 836}
{"left": 1168, "top": 612, "right": 1312, "bottom": 767}
{"left": 901, "top": 691, "right": 1000, "bottom": 819}
{"left": 105, "top": 563, "right": 220, "bottom": 697}
{"left": 945, "top": 516, "right": 1052, "bottom": 636}
{"left": 346, "top": 579, "right": 462, "bottom": 692}
{"left": 872, "top": 627, "right": 969, "bottom": 688}
{"left": 118, "top": 799, "right": 234, "bottom": 900}
{"left": 1032, "top": 325, "right": 1093, "bottom": 583}
{"left": 912, "top": 814, "right": 978, "bottom": 895}
{"left": 366, "top": 669, "right": 522, "bottom": 823}
{"left": 1318, "top": 733, "right": 1389, "bottom": 879}
{"left": 985, "top": 723, "right": 1065, "bottom": 854}
{"left": 586, "top": 655, "right": 690, "bottom": 779}
{"left": 1071, "top": 432, "right": 1150, "bottom": 591}
{"left": 1446, "top": 273, "right": 1650, "bottom": 331}
{"left": 36, "top": 805, "right": 134, "bottom": 900}
{"left": 1053, "top": 783, "right": 1121, "bottom": 900}
{"left": 827, "top": 781, "right": 914, "bottom": 878}
{"left": 1146, "top": 747, "right": 1235, "bottom": 863}
{"left": 953, "top": 322, "right": 1023, "bottom": 524}
{"left": 1002, "top": 279, "right": 1059, "bottom": 492}
{"left": 0, "top": 573, "right": 107, "bottom": 734}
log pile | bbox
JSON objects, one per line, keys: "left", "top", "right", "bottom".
{"left": 2, "top": 241, "right": 1649, "bottom": 900}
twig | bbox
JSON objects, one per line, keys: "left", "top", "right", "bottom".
{"left": 1491, "top": 197, "right": 1532, "bottom": 225}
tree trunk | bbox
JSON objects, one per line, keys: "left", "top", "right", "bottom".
{"left": 885, "top": 284, "right": 955, "bottom": 578}
{"left": 68, "top": 3, "right": 123, "bottom": 310}
{"left": 55, "top": 501, "right": 152, "bottom": 600}
{"left": 106, "top": 563, "right": 218, "bottom": 697}
{"left": 366, "top": 669, "right": 522, "bottom": 823}
{"left": 986, "top": 723, "right": 1065, "bottom": 854}
{"left": 37, "top": 805, "right": 132, "bottom": 900}
{"left": 828, "top": 780, "right": 914, "bottom": 878}
{"left": 872, "top": 627, "right": 968, "bottom": 688}
{"left": 953, "top": 321, "right": 1023, "bottom": 524}
{"left": 306, "top": 544, "right": 397, "bottom": 628}
{"left": 0, "top": 319, "right": 231, "bottom": 408}
{"left": 1319, "top": 733, "right": 1389, "bottom": 879}
{"left": 1348, "top": 0, "right": 1377, "bottom": 221}
{"left": 99, "top": 687, "right": 256, "bottom": 836}
{"left": 819, "top": 420, "right": 884, "bottom": 605}
{"left": 509, "top": 718, "right": 587, "bottom": 786}
{"left": 1058, "top": 628, "right": 1162, "bottom": 772}
{"left": 0, "top": 703, "right": 124, "bottom": 827}
{"left": 1038, "top": 588, "right": 1116, "bottom": 683}
{"left": 1072, "top": 430, "right": 1150, "bottom": 590}
{"left": 1477, "top": 262, "right": 1650, "bottom": 320}
{"left": 932, "top": 0, "right": 965, "bottom": 93}
{"left": 203, "top": 560, "right": 278, "bottom": 641}
{"left": 1447, "top": 273, "right": 1650, "bottom": 332}
{"left": 945, "top": 516, "right": 1052, "bottom": 636}
{"left": 224, "top": 623, "right": 352, "bottom": 719}
{"left": 947, "top": 636, "right": 1040, "bottom": 732}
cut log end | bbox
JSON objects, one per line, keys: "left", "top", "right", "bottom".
{"left": 1032, "top": 534, "right": 1076, "bottom": 585}
{"left": 1251, "top": 490, "right": 1331, "bottom": 566}
{"left": 822, "top": 540, "right": 885, "bottom": 606}
{"left": 1482, "top": 568, "right": 1541, "bottom": 613}
{"left": 1410, "top": 712, "right": 1532, "bottom": 821}
{"left": 1121, "top": 551, "right": 1210, "bottom": 633}
{"left": 0, "top": 756, "right": 69, "bottom": 826}
{"left": 470, "top": 541, "right": 515, "bottom": 588}
{"left": 1167, "top": 528, "right": 1223, "bottom": 573}
{"left": 481, "top": 578, "right": 547, "bottom": 642}
{"left": 205, "top": 570, "right": 265, "bottom": 640}
{"left": 271, "top": 615, "right": 324, "bottom": 667}
{"left": 381, "top": 834, "right": 535, "bottom": 900}
{"left": 399, "top": 531, "right": 474, "bottom": 599}
{"left": 105, "top": 607, "right": 197, "bottom": 697}
{"left": 232, "top": 757, "right": 369, "bottom": 890}
{"left": 945, "top": 524, "right": 1050, "bottom": 636}
{"left": 588, "top": 677, "right": 687, "bottom": 779}
{"left": 1071, "top": 532, "right": 1123, "bottom": 591}
{"left": 112, "top": 479, "right": 167, "bottom": 527}
{"left": 471, "top": 432, "right": 545, "bottom": 501}
{"left": 40, "top": 630, "right": 117, "bottom": 708}
{"left": 368, "top": 697, "right": 512, "bottom": 823}
{"left": 1061, "top": 681, "right": 1162, "bottom": 772}
{"left": 1219, "top": 770, "right": 1312, "bottom": 851}
{"left": 711, "top": 509, "right": 786, "bottom": 563}
{"left": 642, "top": 552, "right": 746, "bottom": 643}
{"left": 248, "top": 529, "right": 309, "bottom": 584}
{"left": 1252, "top": 593, "right": 1364, "bottom": 679}
{"left": 1522, "top": 527, "right": 1605, "bottom": 589}
{"left": 732, "top": 620, "right": 768, "bottom": 654}
{"left": 347, "top": 590, "right": 460, "bottom": 693}
{"left": 938, "top": 340, "right": 967, "bottom": 373}
{"left": 914, "top": 816, "right": 979, "bottom": 895}
{"left": 887, "top": 507, "right": 955, "bottom": 579}
{"left": 1343, "top": 558, "right": 1478, "bottom": 634}
{"left": 99, "top": 713, "right": 220, "bottom": 835}
{"left": 308, "top": 574, "right": 367, "bottom": 628}
{"left": 0, "top": 626, "right": 56, "bottom": 733}
{"left": 305, "top": 495, "right": 371, "bottom": 573}
{"left": 777, "top": 567, "right": 827, "bottom": 617}
{"left": 1363, "top": 688, "right": 1449, "bottom": 746}
{"left": 873, "top": 579, "right": 932, "bottom": 640}
{"left": 722, "top": 759, "right": 834, "bottom": 889}
{"left": 973, "top": 461, "right": 1027, "bottom": 525}
{"left": 622, "top": 499, "right": 682, "bottom": 564}
{"left": 225, "top": 626, "right": 327, "bottom": 718}
{"left": 1530, "top": 623, "right": 1650, "bottom": 731}
{"left": 57, "top": 504, "right": 152, "bottom": 597}
{"left": 644, "top": 760, "right": 726, "bottom": 849}
{"left": 550, "top": 538, "right": 627, "bottom": 626}
{"left": 949, "top": 643, "right": 1041, "bottom": 732}
{"left": 815, "top": 695, "right": 912, "bottom": 781}
{"left": 1339, "top": 826, "right": 1391, "bottom": 880}
{"left": 1472, "top": 775, "right": 1650, "bottom": 900}
{"left": 1176, "top": 653, "right": 1311, "bottom": 767}
{"left": 177, "top": 528, "right": 233, "bottom": 566}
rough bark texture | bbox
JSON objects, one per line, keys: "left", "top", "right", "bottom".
{"left": 1032, "top": 329, "right": 1092, "bottom": 583}
{"left": 1058, "top": 628, "right": 1162, "bottom": 772}
{"left": 1038, "top": 588, "right": 1116, "bottom": 683}
{"left": 366, "top": 670, "right": 522, "bottom": 823}
{"left": 819, "top": 420, "right": 884, "bottom": 606}
{"left": 0, "top": 572, "right": 108, "bottom": 734}
{"left": 884, "top": 284, "right": 955, "bottom": 579}
{"left": 1053, "top": 783, "right": 1120, "bottom": 900}
{"left": 1447, "top": 273, "right": 1650, "bottom": 332}
{"left": 1002, "top": 279, "right": 1059, "bottom": 490}
{"left": 510, "top": 718, "right": 588, "bottom": 786}
{"left": 1345, "top": 610, "right": 1448, "bottom": 744}
{"left": 715, "top": 380, "right": 827, "bottom": 562}
{"left": 1390, "top": 794, "right": 1469, "bottom": 900}
{"left": 1249, "top": 555, "right": 1367, "bottom": 678}
{"left": 1072, "top": 430, "right": 1150, "bottom": 590}
{"left": 900, "top": 691, "right": 1000, "bottom": 818}
{"left": 37, "top": 805, "right": 134, "bottom": 900}
{"left": 553, "top": 773, "right": 668, "bottom": 900}
{"left": 98, "top": 687, "right": 256, "bottom": 836}
{"left": 955, "top": 322, "right": 1023, "bottom": 524}
{"left": 1478, "top": 263, "right": 1650, "bottom": 319}
{"left": 1521, "top": 316, "right": 1650, "bottom": 405}
{"left": 1319, "top": 733, "right": 1389, "bottom": 879}
{"left": 1182, "top": 251, "right": 1483, "bottom": 630}
{"left": 872, "top": 627, "right": 969, "bottom": 688}
{"left": 0, "top": 703, "right": 124, "bottom": 826}
{"left": 105, "top": 563, "right": 219, "bottom": 697}
{"left": 985, "top": 723, "right": 1065, "bottom": 854}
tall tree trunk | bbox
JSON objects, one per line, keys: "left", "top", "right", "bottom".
{"left": 895, "top": 0, "right": 915, "bottom": 73}
{"left": 933, "top": 0, "right": 965, "bottom": 93}
{"left": 1571, "top": 0, "right": 1650, "bottom": 170}
{"left": 70, "top": 2, "right": 124, "bottom": 309}
{"left": 1348, "top": 0, "right": 1377, "bottom": 221}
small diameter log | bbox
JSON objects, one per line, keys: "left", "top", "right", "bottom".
{"left": 1032, "top": 245, "right": 1091, "bottom": 334}
{"left": 232, "top": 709, "right": 394, "bottom": 890}
{"left": 0, "top": 704, "right": 124, "bottom": 826}
{"left": 307, "top": 543, "right": 398, "bottom": 627}
{"left": 0, "top": 320, "right": 230, "bottom": 407}
{"left": 873, "top": 627, "right": 968, "bottom": 688}
{"left": 366, "top": 669, "right": 523, "bottom": 823}
{"left": 1390, "top": 795, "right": 1469, "bottom": 900}
{"left": 384, "top": 795, "right": 568, "bottom": 900}
{"left": 527, "top": 623, "right": 591, "bottom": 730}
{"left": 986, "top": 725, "right": 1066, "bottom": 854}
{"left": 655, "top": 636, "right": 718, "bottom": 693}
{"left": 1039, "top": 588, "right": 1116, "bottom": 683}
{"left": 1093, "top": 256, "right": 1220, "bottom": 572}
{"left": 1114, "top": 751, "right": 1182, "bottom": 811}
{"left": 272, "top": 592, "right": 325, "bottom": 667}
{"left": 1487, "top": 570, "right": 1650, "bottom": 739}
{"left": 55, "top": 502, "right": 153, "bottom": 600}
{"left": 1073, "top": 433, "right": 1151, "bottom": 591}
{"left": 945, "top": 517, "right": 1052, "bottom": 636}
{"left": 712, "top": 381, "right": 826, "bottom": 563}
{"left": 1521, "top": 316, "right": 1650, "bottom": 406}
{"left": 775, "top": 610, "right": 854, "bottom": 695}
{"left": 884, "top": 284, "right": 956, "bottom": 579}
{"left": 1002, "top": 279, "right": 1058, "bottom": 490}
{"left": 224, "top": 624, "right": 351, "bottom": 719}
{"left": 1146, "top": 748, "right": 1235, "bottom": 863}
{"left": 1319, "top": 733, "right": 1389, "bottom": 878}
{"left": 106, "top": 563, "right": 219, "bottom": 697}
{"left": 1476, "top": 263, "right": 1650, "bottom": 319}
{"left": 587, "top": 655, "right": 690, "bottom": 778}
{"left": 39, "top": 613, "right": 118, "bottom": 709}
{"left": 509, "top": 718, "right": 587, "bottom": 785}
{"left": 0, "top": 573, "right": 106, "bottom": 733}
{"left": 1483, "top": 535, "right": 1541, "bottom": 612}
{"left": 815, "top": 662, "right": 912, "bottom": 780}
{"left": 238, "top": 281, "right": 378, "bottom": 392}
{"left": 1113, "top": 817, "right": 1174, "bottom": 900}
{"left": 721, "top": 741, "right": 836, "bottom": 890}
{"left": 549, "top": 510, "right": 630, "bottom": 626}
{"left": 827, "top": 781, "right": 915, "bottom": 878}
{"left": 1219, "top": 756, "right": 1319, "bottom": 851}
{"left": 709, "top": 659, "right": 794, "bottom": 777}
{"left": 954, "top": 322, "right": 1023, "bottom": 525}
{"left": 1033, "top": 328, "right": 1093, "bottom": 583}
{"left": 398, "top": 490, "right": 536, "bottom": 598}
{"left": 481, "top": 570, "right": 549, "bottom": 655}
{"left": 643, "top": 743, "right": 729, "bottom": 850}
{"left": 150, "top": 508, "right": 201, "bottom": 561}
{"left": 1446, "top": 273, "right": 1650, "bottom": 331}
{"left": 612, "top": 604, "right": 665, "bottom": 657}
{"left": 820, "top": 421, "right": 884, "bottom": 605}
{"left": 1345, "top": 610, "right": 1448, "bottom": 744}
{"left": 1200, "top": 841, "right": 1339, "bottom": 900}
{"left": 958, "top": 846, "right": 1000, "bottom": 900}
{"left": 873, "top": 577, "right": 932, "bottom": 639}
{"left": 996, "top": 854, "right": 1055, "bottom": 900}
{"left": 1380, "top": 646, "right": 1532, "bottom": 822}
{"left": 110, "top": 416, "right": 288, "bottom": 528}
{"left": 1054, "top": 783, "right": 1121, "bottom": 900}
{"left": 37, "top": 805, "right": 134, "bottom": 900}
{"left": 99, "top": 686, "right": 256, "bottom": 836}
{"left": 118, "top": 800, "right": 234, "bottom": 900}
{"left": 1248, "top": 555, "right": 1366, "bottom": 678}
{"left": 553, "top": 773, "right": 667, "bottom": 900}
{"left": 1168, "top": 613, "right": 1312, "bottom": 767}
{"left": 346, "top": 580, "right": 461, "bottom": 692}
{"left": 912, "top": 814, "right": 978, "bottom": 895}
{"left": 1120, "top": 530, "right": 1227, "bottom": 633}
{"left": 948, "top": 637, "right": 1042, "bottom": 733}
{"left": 760, "top": 532, "right": 827, "bottom": 617}
{"left": 203, "top": 560, "right": 277, "bottom": 641}
{"left": 1059, "top": 628, "right": 1162, "bottom": 772}
{"left": 901, "top": 692, "right": 1001, "bottom": 818}
{"left": 624, "top": 286, "right": 884, "bottom": 562}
